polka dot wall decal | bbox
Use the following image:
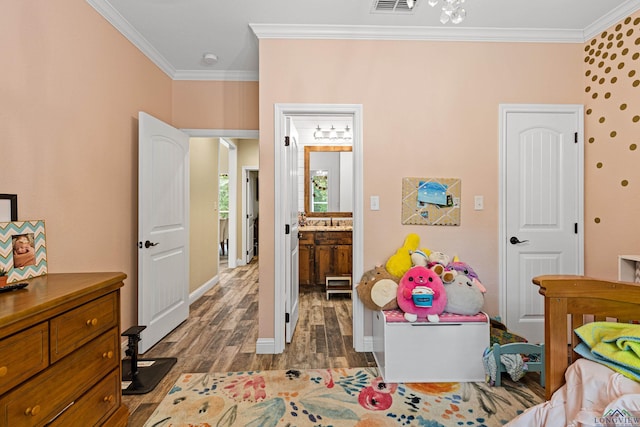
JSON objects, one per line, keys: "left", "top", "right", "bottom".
{"left": 602, "top": 31, "right": 608, "bottom": 38}
{"left": 627, "top": 29, "right": 634, "bottom": 36}
{"left": 605, "top": 92, "right": 611, "bottom": 99}
{"left": 621, "top": 180, "right": 629, "bottom": 187}
{"left": 597, "top": 162, "right": 603, "bottom": 168}
{"left": 611, "top": 53, "right": 618, "bottom": 60}
{"left": 584, "top": 45, "right": 590, "bottom": 52}
{"left": 590, "top": 48, "right": 595, "bottom": 55}
{"left": 618, "top": 62, "right": 625, "bottom": 69}
{"left": 616, "top": 23, "right": 622, "bottom": 31}
{"left": 600, "top": 78, "right": 606, "bottom": 84}
{"left": 622, "top": 48, "right": 629, "bottom": 55}
{"left": 599, "top": 116, "right": 606, "bottom": 123}
{"left": 590, "top": 58, "right": 595, "bottom": 65}
{"left": 605, "top": 66, "right": 611, "bottom": 73}
{"left": 636, "top": 37, "right": 640, "bottom": 45}
{"left": 607, "top": 42, "right": 613, "bottom": 49}
{"left": 586, "top": 109, "right": 592, "bottom": 115}
{"left": 596, "top": 50, "right": 602, "bottom": 57}
{"left": 603, "top": 52, "right": 609, "bottom": 59}
{"left": 633, "top": 80, "right": 640, "bottom": 87}
{"left": 593, "top": 93, "right": 599, "bottom": 99}
{"left": 585, "top": 69, "right": 591, "bottom": 76}
{"left": 633, "top": 116, "right": 640, "bottom": 123}
{"left": 620, "top": 103, "right": 628, "bottom": 110}
{"left": 595, "top": 217, "right": 601, "bottom": 224}
{"left": 585, "top": 86, "right": 591, "bottom": 92}
{"left": 598, "top": 61, "right": 604, "bottom": 68}
{"left": 630, "top": 144, "right": 637, "bottom": 151}
{"left": 611, "top": 77, "right": 618, "bottom": 84}
{"left": 633, "top": 53, "right": 639, "bottom": 60}
{"left": 588, "top": 137, "right": 595, "bottom": 143}
{"left": 617, "top": 41, "right": 624, "bottom": 48}
{"left": 617, "top": 33, "right": 623, "bottom": 40}
{"left": 630, "top": 70, "right": 637, "bottom": 78}
{"left": 598, "top": 42, "right": 604, "bottom": 49}
{"left": 592, "top": 75, "right": 598, "bottom": 82}
{"left": 608, "top": 33, "right": 614, "bottom": 41}
{"left": 625, "top": 16, "right": 631, "bottom": 24}
{"left": 611, "top": 131, "right": 617, "bottom": 137}
{"left": 635, "top": 17, "right": 640, "bottom": 25}
{"left": 591, "top": 39, "right": 597, "bottom": 45}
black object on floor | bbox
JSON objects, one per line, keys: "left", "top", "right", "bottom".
{"left": 121, "top": 325, "right": 177, "bottom": 395}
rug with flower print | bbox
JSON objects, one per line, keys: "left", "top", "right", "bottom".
{"left": 143, "top": 368, "right": 542, "bottom": 427}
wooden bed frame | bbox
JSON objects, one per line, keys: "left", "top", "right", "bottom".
{"left": 533, "top": 275, "right": 640, "bottom": 399}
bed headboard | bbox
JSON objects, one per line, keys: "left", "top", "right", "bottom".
{"left": 533, "top": 275, "right": 640, "bottom": 400}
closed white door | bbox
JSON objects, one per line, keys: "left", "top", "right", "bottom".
{"left": 285, "top": 117, "right": 300, "bottom": 343}
{"left": 138, "top": 112, "right": 190, "bottom": 353}
{"left": 502, "top": 105, "right": 583, "bottom": 343}
{"left": 246, "top": 171, "right": 255, "bottom": 263}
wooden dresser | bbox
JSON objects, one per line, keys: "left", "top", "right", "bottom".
{"left": 0, "top": 273, "right": 128, "bottom": 427}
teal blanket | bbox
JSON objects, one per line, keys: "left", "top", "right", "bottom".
{"left": 574, "top": 322, "right": 640, "bottom": 381}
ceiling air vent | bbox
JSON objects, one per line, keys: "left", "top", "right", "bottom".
{"left": 372, "top": 0, "right": 416, "bottom": 14}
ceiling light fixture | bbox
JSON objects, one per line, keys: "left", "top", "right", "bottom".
{"left": 313, "top": 125, "right": 352, "bottom": 141}
{"left": 406, "top": 0, "right": 467, "bottom": 25}
{"left": 202, "top": 52, "right": 218, "bottom": 66}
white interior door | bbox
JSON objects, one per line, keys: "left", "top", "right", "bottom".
{"left": 138, "top": 111, "right": 190, "bottom": 353}
{"left": 501, "top": 105, "right": 584, "bottom": 344}
{"left": 285, "top": 117, "right": 300, "bottom": 343}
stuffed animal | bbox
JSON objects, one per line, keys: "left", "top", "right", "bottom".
{"left": 386, "top": 234, "right": 420, "bottom": 278}
{"left": 444, "top": 274, "right": 485, "bottom": 315}
{"left": 428, "top": 251, "right": 451, "bottom": 267}
{"left": 446, "top": 260, "right": 480, "bottom": 281}
{"left": 355, "top": 265, "right": 399, "bottom": 311}
{"left": 396, "top": 266, "right": 447, "bottom": 323}
{"left": 410, "top": 248, "right": 430, "bottom": 267}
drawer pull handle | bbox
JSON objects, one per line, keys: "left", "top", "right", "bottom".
{"left": 25, "top": 405, "right": 41, "bottom": 416}
{"left": 103, "top": 395, "right": 115, "bottom": 403}
{"left": 86, "top": 318, "right": 98, "bottom": 326}
{"left": 0, "top": 366, "right": 7, "bottom": 377}
{"left": 102, "top": 351, "right": 114, "bottom": 359}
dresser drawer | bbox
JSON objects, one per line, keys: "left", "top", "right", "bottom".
{"left": 314, "top": 231, "right": 352, "bottom": 245}
{"left": 0, "top": 323, "right": 48, "bottom": 396}
{"left": 0, "top": 328, "right": 119, "bottom": 427}
{"left": 50, "top": 293, "right": 118, "bottom": 362}
{"left": 47, "top": 370, "right": 120, "bottom": 427}
{"left": 299, "top": 231, "right": 314, "bottom": 245}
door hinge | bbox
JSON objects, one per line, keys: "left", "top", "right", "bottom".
{"left": 575, "top": 223, "right": 578, "bottom": 234}
{"left": 574, "top": 132, "right": 578, "bottom": 143}
{"left": 285, "top": 313, "right": 290, "bottom": 323}
{"left": 284, "top": 136, "right": 290, "bottom": 146}
{"left": 285, "top": 224, "right": 290, "bottom": 234}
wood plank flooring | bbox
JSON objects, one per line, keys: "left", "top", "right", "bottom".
{"left": 123, "top": 257, "right": 375, "bottom": 426}
{"left": 122, "top": 257, "right": 544, "bottom": 426}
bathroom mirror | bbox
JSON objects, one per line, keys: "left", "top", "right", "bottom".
{"left": 304, "top": 146, "right": 353, "bottom": 217}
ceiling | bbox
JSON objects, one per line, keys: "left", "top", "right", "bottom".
{"left": 88, "top": 0, "right": 640, "bottom": 82}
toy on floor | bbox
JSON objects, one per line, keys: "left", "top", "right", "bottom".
{"left": 396, "top": 266, "right": 446, "bottom": 323}
{"left": 484, "top": 342, "right": 545, "bottom": 387}
{"left": 356, "top": 265, "right": 399, "bottom": 311}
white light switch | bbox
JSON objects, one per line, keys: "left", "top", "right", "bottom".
{"left": 474, "top": 195, "right": 484, "bottom": 210}
{"left": 370, "top": 195, "right": 380, "bottom": 211}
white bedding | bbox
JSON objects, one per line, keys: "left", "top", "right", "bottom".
{"left": 506, "top": 358, "right": 640, "bottom": 427}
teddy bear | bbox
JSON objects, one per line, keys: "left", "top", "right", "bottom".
{"left": 385, "top": 233, "right": 420, "bottom": 278}
{"left": 355, "top": 265, "right": 399, "bottom": 311}
{"left": 396, "top": 265, "right": 447, "bottom": 323}
{"left": 443, "top": 273, "right": 486, "bottom": 315}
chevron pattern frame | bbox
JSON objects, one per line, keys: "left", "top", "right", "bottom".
{"left": 0, "top": 220, "right": 47, "bottom": 284}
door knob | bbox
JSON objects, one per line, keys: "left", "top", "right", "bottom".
{"left": 510, "top": 236, "right": 529, "bottom": 245}
{"left": 144, "top": 240, "right": 159, "bottom": 248}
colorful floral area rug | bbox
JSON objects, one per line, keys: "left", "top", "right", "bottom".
{"left": 143, "top": 368, "right": 542, "bottom": 427}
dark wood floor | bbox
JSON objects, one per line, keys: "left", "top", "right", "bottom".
{"left": 122, "top": 257, "right": 544, "bottom": 426}
{"left": 123, "top": 257, "right": 375, "bottom": 426}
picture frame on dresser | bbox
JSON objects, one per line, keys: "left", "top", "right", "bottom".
{"left": 0, "top": 220, "right": 48, "bottom": 284}
{"left": 0, "top": 194, "right": 17, "bottom": 222}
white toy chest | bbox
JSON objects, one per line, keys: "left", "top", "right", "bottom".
{"left": 373, "top": 310, "right": 489, "bottom": 383}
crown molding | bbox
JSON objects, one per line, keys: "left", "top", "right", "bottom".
{"left": 173, "top": 70, "right": 258, "bottom": 82}
{"left": 86, "top": 0, "right": 176, "bottom": 78}
{"left": 583, "top": 1, "right": 640, "bottom": 40}
{"left": 249, "top": 23, "right": 585, "bottom": 43}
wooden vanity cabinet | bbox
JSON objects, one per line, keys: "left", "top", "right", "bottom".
{"left": 0, "top": 272, "right": 128, "bottom": 427}
{"left": 298, "top": 230, "right": 352, "bottom": 285}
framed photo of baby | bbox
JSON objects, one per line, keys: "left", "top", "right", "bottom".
{"left": 0, "top": 220, "right": 48, "bottom": 284}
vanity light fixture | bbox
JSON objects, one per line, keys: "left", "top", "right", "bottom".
{"left": 406, "top": 0, "right": 467, "bottom": 25}
{"left": 313, "top": 125, "right": 352, "bottom": 141}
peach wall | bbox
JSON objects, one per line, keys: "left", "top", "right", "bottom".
{"left": 1, "top": 1, "right": 172, "bottom": 332}
{"left": 583, "top": 12, "right": 640, "bottom": 280}
{"left": 258, "top": 39, "right": 584, "bottom": 338}
{"left": 172, "top": 81, "right": 259, "bottom": 130}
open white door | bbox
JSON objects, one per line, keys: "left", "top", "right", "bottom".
{"left": 285, "top": 118, "right": 300, "bottom": 343}
{"left": 501, "top": 105, "right": 584, "bottom": 344}
{"left": 138, "top": 112, "right": 190, "bottom": 353}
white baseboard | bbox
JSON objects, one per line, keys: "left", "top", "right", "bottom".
{"left": 189, "top": 274, "right": 219, "bottom": 305}
{"left": 256, "top": 337, "right": 276, "bottom": 354}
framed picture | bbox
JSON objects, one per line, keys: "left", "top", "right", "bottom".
{"left": 0, "top": 220, "right": 47, "bottom": 284}
{"left": 0, "top": 194, "right": 17, "bottom": 222}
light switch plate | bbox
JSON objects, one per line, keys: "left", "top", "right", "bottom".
{"left": 370, "top": 196, "right": 380, "bottom": 211}
{"left": 474, "top": 195, "right": 484, "bottom": 210}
